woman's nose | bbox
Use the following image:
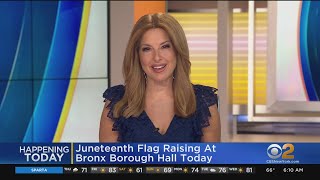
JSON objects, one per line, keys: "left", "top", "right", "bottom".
{"left": 154, "top": 49, "right": 162, "bottom": 62}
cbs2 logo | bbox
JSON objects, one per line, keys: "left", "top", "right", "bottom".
{"left": 267, "top": 144, "right": 294, "bottom": 159}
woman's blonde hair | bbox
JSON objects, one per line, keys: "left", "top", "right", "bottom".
{"left": 113, "top": 13, "right": 196, "bottom": 118}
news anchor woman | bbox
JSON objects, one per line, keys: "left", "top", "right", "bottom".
{"left": 99, "top": 13, "right": 221, "bottom": 142}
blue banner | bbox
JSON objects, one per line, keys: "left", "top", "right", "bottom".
{"left": 0, "top": 143, "right": 71, "bottom": 164}
{"left": 0, "top": 143, "right": 319, "bottom": 164}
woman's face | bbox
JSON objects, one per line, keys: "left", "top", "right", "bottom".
{"left": 139, "top": 28, "right": 177, "bottom": 84}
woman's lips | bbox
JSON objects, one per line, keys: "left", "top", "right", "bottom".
{"left": 151, "top": 64, "right": 166, "bottom": 73}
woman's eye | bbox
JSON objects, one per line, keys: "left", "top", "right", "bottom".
{"left": 142, "top": 47, "right": 151, "bottom": 52}
{"left": 162, "top": 44, "right": 170, "bottom": 49}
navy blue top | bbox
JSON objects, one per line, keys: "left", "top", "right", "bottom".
{"left": 102, "top": 84, "right": 218, "bottom": 142}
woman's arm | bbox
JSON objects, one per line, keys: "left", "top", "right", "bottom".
{"left": 99, "top": 100, "right": 119, "bottom": 142}
{"left": 201, "top": 104, "right": 221, "bottom": 142}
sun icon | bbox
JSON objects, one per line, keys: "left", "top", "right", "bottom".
{"left": 183, "top": 167, "right": 188, "bottom": 173}
{"left": 239, "top": 168, "right": 243, "bottom": 173}
{"left": 128, "top": 168, "right": 133, "bottom": 173}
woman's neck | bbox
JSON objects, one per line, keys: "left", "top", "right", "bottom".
{"left": 145, "top": 80, "right": 174, "bottom": 99}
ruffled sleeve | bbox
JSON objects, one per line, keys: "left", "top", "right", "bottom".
{"left": 102, "top": 84, "right": 125, "bottom": 122}
{"left": 193, "top": 84, "right": 218, "bottom": 136}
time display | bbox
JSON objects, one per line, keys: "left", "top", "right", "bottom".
{"left": 283, "top": 167, "right": 303, "bottom": 173}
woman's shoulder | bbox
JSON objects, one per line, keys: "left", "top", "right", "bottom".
{"left": 102, "top": 84, "right": 125, "bottom": 101}
{"left": 193, "top": 84, "right": 218, "bottom": 95}
{"left": 192, "top": 84, "right": 218, "bottom": 107}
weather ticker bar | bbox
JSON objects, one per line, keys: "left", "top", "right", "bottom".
{"left": 10, "top": 165, "right": 318, "bottom": 175}
{"left": 62, "top": 166, "right": 255, "bottom": 174}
